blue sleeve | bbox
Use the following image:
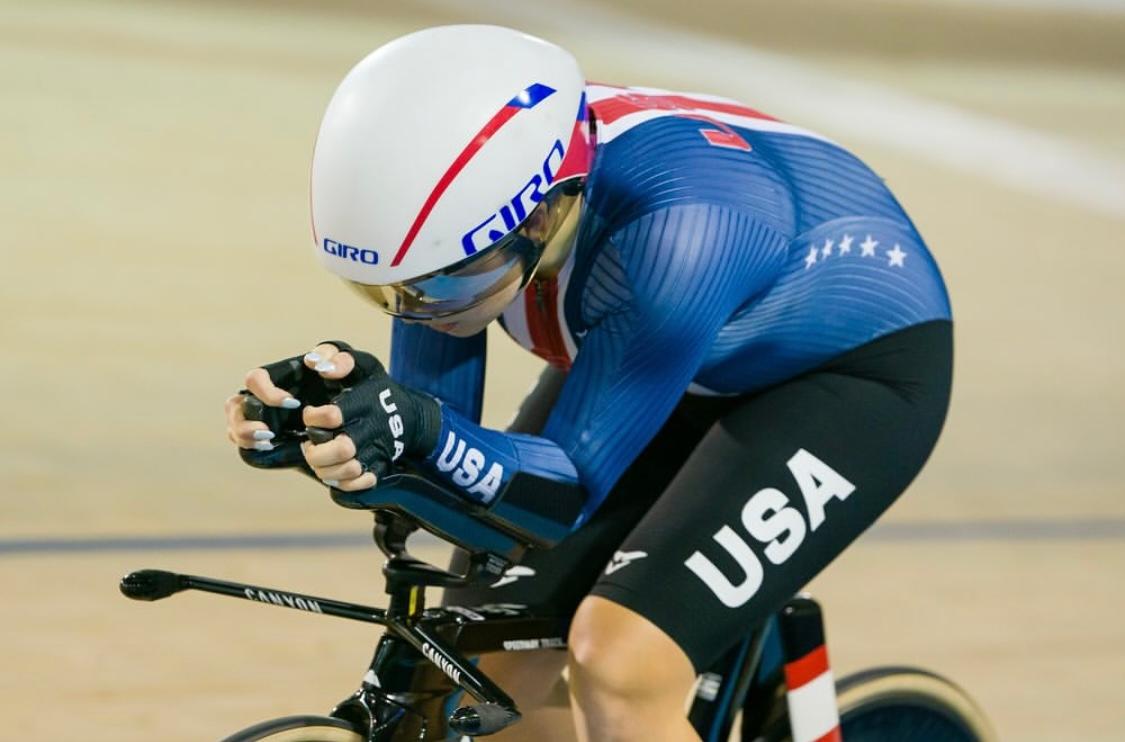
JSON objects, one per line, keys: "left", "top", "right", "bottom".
{"left": 389, "top": 319, "right": 485, "bottom": 423}
{"left": 426, "top": 403, "right": 579, "bottom": 504}
{"left": 420, "top": 204, "right": 786, "bottom": 527}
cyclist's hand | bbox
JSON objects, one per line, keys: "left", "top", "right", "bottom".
{"left": 299, "top": 346, "right": 441, "bottom": 491}
{"left": 224, "top": 391, "right": 290, "bottom": 450}
{"left": 227, "top": 342, "right": 369, "bottom": 470}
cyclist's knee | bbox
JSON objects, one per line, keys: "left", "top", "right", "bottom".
{"left": 567, "top": 596, "right": 695, "bottom": 700}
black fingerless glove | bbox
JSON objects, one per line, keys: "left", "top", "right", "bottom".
{"left": 329, "top": 349, "right": 442, "bottom": 479}
{"left": 238, "top": 341, "right": 387, "bottom": 472}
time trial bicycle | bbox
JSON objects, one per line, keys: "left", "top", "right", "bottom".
{"left": 121, "top": 469, "right": 995, "bottom": 741}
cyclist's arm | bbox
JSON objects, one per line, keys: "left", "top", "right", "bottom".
{"left": 416, "top": 205, "right": 787, "bottom": 526}
{"left": 389, "top": 318, "right": 486, "bottom": 423}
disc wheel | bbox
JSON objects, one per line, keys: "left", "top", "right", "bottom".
{"left": 758, "top": 666, "right": 996, "bottom": 741}
{"left": 221, "top": 715, "right": 364, "bottom": 742}
{"left": 836, "top": 667, "right": 996, "bottom": 741}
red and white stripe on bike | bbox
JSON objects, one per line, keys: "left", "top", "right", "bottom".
{"left": 784, "top": 642, "right": 842, "bottom": 742}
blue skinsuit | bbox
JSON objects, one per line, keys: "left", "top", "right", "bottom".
{"left": 389, "top": 85, "right": 951, "bottom": 530}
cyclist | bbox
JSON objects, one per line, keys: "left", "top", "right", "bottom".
{"left": 225, "top": 25, "right": 953, "bottom": 742}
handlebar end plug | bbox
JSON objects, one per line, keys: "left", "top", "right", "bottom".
{"left": 120, "top": 569, "right": 185, "bottom": 601}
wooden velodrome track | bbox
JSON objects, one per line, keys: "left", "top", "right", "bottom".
{"left": 2, "top": 0, "right": 1123, "bottom": 739}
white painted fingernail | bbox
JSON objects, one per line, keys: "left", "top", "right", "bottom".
{"left": 281, "top": 397, "right": 301, "bottom": 409}
{"left": 304, "top": 352, "right": 321, "bottom": 363}
{"left": 253, "top": 441, "right": 275, "bottom": 451}
{"left": 323, "top": 479, "right": 339, "bottom": 487}
{"left": 252, "top": 430, "right": 275, "bottom": 441}
{"left": 314, "top": 361, "right": 336, "bottom": 374}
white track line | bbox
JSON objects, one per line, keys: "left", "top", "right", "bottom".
{"left": 423, "top": 0, "right": 1125, "bottom": 220}
{"left": 936, "top": 0, "right": 1125, "bottom": 13}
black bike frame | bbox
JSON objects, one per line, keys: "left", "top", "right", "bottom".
{"left": 121, "top": 510, "right": 817, "bottom": 741}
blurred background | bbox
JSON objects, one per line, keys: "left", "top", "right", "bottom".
{"left": 2, "top": 0, "right": 1123, "bottom": 738}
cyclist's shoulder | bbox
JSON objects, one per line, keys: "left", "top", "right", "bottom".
{"left": 583, "top": 83, "right": 904, "bottom": 234}
{"left": 585, "top": 82, "right": 856, "bottom": 177}
{"left": 584, "top": 83, "right": 803, "bottom": 234}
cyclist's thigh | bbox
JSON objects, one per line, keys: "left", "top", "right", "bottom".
{"left": 589, "top": 320, "right": 953, "bottom": 672}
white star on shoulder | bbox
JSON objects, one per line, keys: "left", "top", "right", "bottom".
{"left": 805, "top": 245, "right": 818, "bottom": 269}
{"left": 821, "top": 238, "right": 834, "bottom": 258}
{"left": 860, "top": 235, "right": 878, "bottom": 257}
{"left": 838, "top": 234, "right": 854, "bottom": 255}
{"left": 887, "top": 243, "right": 907, "bottom": 267}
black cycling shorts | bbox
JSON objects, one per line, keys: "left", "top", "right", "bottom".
{"left": 443, "top": 320, "right": 953, "bottom": 671}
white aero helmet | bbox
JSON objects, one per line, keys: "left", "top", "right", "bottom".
{"left": 310, "top": 25, "right": 590, "bottom": 331}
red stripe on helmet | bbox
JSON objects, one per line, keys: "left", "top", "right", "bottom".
{"left": 554, "top": 93, "right": 592, "bottom": 182}
{"left": 389, "top": 104, "right": 521, "bottom": 267}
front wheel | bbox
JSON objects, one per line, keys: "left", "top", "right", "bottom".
{"left": 759, "top": 666, "right": 996, "bottom": 741}
{"left": 221, "top": 715, "right": 364, "bottom": 742}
